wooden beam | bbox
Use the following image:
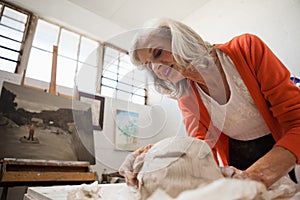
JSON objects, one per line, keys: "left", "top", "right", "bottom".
{"left": 49, "top": 45, "right": 58, "bottom": 95}
{"left": 20, "top": 69, "right": 26, "bottom": 85}
{"left": 2, "top": 158, "right": 90, "bottom": 167}
{"left": 1, "top": 171, "right": 97, "bottom": 183}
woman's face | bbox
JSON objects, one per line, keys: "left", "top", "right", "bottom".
{"left": 136, "top": 36, "right": 185, "bottom": 84}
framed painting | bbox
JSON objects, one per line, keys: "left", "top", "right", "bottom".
{"left": 78, "top": 92, "right": 105, "bottom": 130}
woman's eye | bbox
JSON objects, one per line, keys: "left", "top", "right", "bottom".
{"left": 153, "top": 48, "right": 162, "bottom": 58}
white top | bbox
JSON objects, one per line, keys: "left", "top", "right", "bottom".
{"left": 195, "top": 49, "right": 270, "bottom": 141}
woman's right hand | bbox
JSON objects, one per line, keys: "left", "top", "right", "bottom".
{"left": 119, "top": 144, "right": 153, "bottom": 187}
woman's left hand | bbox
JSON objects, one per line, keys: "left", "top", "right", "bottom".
{"left": 220, "top": 166, "right": 249, "bottom": 179}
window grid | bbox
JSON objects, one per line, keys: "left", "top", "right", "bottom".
{"left": 0, "top": 2, "right": 30, "bottom": 73}
{"left": 101, "top": 45, "right": 146, "bottom": 105}
{"left": 1, "top": 3, "right": 147, "bottom": 105}
{"left": 27, "top": 19, "right": 101, "bottom": 89}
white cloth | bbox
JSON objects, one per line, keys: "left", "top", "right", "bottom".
{"left": 148, "top": 176, "right": 298, "bottom": 200}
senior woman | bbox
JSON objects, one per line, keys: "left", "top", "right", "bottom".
{"left": 119, "top": 18, "right": 300, "bottom": 188}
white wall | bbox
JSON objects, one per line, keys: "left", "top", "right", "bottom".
{"left": 183, "top": 0, "right": 300, "bottom": 76}
{"left": 92, "top": 95, "right": 186, "bottom": 177}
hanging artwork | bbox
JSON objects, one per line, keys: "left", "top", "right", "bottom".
{"left": 115, "top": 109, "right": 139, "bottom": 151}
{"left": 78, "top": 92, "right": 105, "bottom": 130}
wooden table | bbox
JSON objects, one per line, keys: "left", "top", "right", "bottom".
{"left": 0, "top": 158, "right": 98, "bottom": 200}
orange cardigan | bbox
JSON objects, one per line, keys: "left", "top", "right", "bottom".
{"left": 177, "top": 34, "right": 300, "bottom": 166}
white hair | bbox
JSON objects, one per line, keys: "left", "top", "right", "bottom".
{"left": 130, "top": 18, "right": 215, "bottom": 98}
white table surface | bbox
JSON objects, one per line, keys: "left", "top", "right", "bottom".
{"left": 23, "top": 183, "right": 138, "bottom": 200}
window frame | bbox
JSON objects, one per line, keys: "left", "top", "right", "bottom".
{"left": 0, "top": 1, "right": 32, "bottom": 74}
{"left": 26, "top": 18, "right": 103, "bottom": 91}
{"left": 0, "top": 2, "right": 147, "bottom": 105}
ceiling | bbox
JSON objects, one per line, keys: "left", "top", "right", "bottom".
{"left": 6, "top": 0, "right": 209, "bottom": 50}
{"left": 68, "top": 0, "right": 209, "bottom": 29}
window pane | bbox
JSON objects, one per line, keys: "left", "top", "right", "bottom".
{"left": 103, "top": 62, "right": 118, "bottom": 72}
{"left": 0, "top": 58, "right": 17, "bottom": 73}
{"left": 132, "top": 79, "right": 146, "bottom": 89}
{"left": 100, "top": 86, "right": 115, "bottom": 97}
{"left": 118, "top": 66, "right": 131, "bottom": 77}
{"left": 29, "top": 18, "right": 102, "bottom": 90}
{"left": 131, "top": 95, "right": 145, "bottom": 105}
{"left": 0, "top": 36, "right": 21, "bottom": 50}
{"left": 79, "top": 37, "right": 99, "bottom": 66}
{"left": 0, "top": 46, "right": 19, "bottom": 61}
{"left": 102, "top": 70, "right": 117, "bottom": 80}
{"left": 101, "top": 77, "right": 117, "bottom": 88}
{"left": 0, "top": 5, "right": 29, "bottom": 73}
{"left": 117, "top": 90, "right": 130, "bottom": 102}
{"left": 119, "top": 76, "right": 134, "bottom": 85}
{"left": 119, "top": 71, "right": 133, "bottom": 80}
{"left": 104, "top": 47, "right": 119, "bottom": 64}
{"left": 117, "top": 82, "right": 133, "bottom": 93}
{"left": 32, "top": 20, "right": 59, "bottom": 51}
{"left": 59, "top": 29, "right": 79, "bottom": 59}
{"left": 120, "top": 56, "right": 134, "bottom": 70}
{"left": 1, "top": 16, "right": 25, "bottom": 32}
{"left": 0, "top": 25, "right": 24, "bottom": 41}
{"left": 56, "top": 56, "right": 77, "bottom": 88}
{"left": 3, "top": 7, "right": 27, "bottom": 23}
{"left": 26, "top": 47, "right": 52, "bottom": 82}
{"left": 101, "top": 46, "right": 146, "bottom": 104}
{"left": 134, "top": 88, "right": 146, "bottom": 96}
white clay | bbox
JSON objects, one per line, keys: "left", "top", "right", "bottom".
{"left": 136, "top": 136, "right": 223, "bottom": 199}
{"left": 136, "top": 136, "right": 298, "bottom": 200}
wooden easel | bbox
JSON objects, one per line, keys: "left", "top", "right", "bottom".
{"left": 49, "top": 45, "right": 57, "bottom": 95}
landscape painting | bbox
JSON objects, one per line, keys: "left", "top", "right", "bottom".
{"left": 0, "top": 82, "right": 95, "bottom": 164}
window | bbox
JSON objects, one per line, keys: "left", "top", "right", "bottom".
{"left": 0, "top": 2, "right": 147, "bottom": 105}
{"left": 26, "top": 20, "right": 59, "bottom": 83}
{"left": 26, "top": 19, "right": 100, "bottom": 89}
{"left": 0, "top": 3, "right": 30, "bottom": 73}
{"left": 101, "top": 45, "right": 147, "bottom": 105}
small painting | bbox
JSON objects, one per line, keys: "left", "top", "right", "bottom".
{"left": 115, "top": 109, "right": 139, "bottom": 151}
{"left": 78, "top": 92, "right": 105, "bottom": 130}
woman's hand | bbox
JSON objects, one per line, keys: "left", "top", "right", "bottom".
{"left": 221, "top": 147, "right": 297, "bottom": 188}
{"left": 220, "top": 166, "right": 249, "bottom": 179}
{"left": 244, "top": 146, "right": 297, "bottom": 187}
{"left": 119, "top": 144, "right": 153, "bottom": 187}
